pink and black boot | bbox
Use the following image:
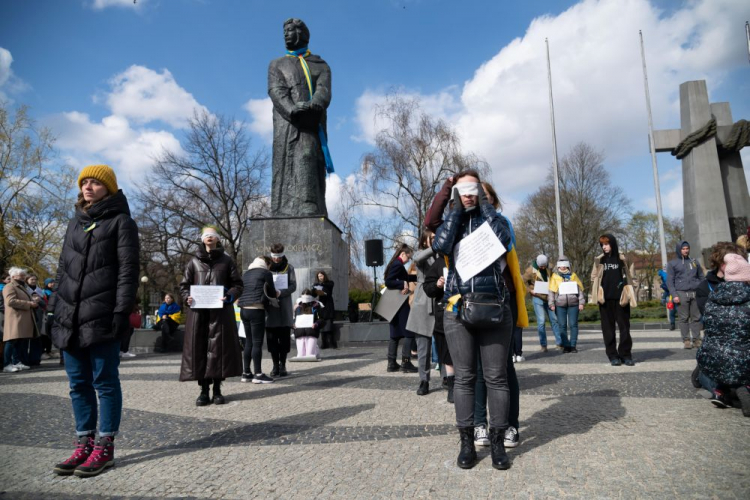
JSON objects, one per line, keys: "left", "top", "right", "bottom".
{"left": 53, "top": 435, "right": 94, "bottom": 475}
{"left": 74, "top": 436, "right": 115, "bottom": 477}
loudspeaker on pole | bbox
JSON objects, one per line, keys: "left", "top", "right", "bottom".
{"left": 364, "top": 239, "right": 384, "bottom": 267}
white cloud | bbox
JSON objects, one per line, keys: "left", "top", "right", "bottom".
{"left": 243, "top": 97, "right": 273, "bottom": 142}
{"left": 353, "top": 0, "right": 750, "bottom": 211}
{"left": 47, "top": 112, "right": 183, "bottom": 186}
{"left": 91, "top": 0, "right": 144, "bottom": 10}
{"left": 0, "top": 47, "right": 29, "bottom": 101}
{"left": 352, "top": 88, "right": 460, "bottom": 145}
{"left": 46, "top": 64, "right": 201, "bottom": 186}
{"left": 106, "top": 65, "right": 205, "bottom": 128}
{"left": 0, "top": 48, "right": 11, "bottom": 88}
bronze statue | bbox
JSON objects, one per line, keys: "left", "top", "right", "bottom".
{"left": 268, "top": 18, "right": 333, "bottom": 217}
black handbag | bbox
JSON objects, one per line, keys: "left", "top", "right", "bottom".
{"left": 459, "top": 292, "right": 505, "bottom": 328}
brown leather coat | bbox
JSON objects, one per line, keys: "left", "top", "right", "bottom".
{"left": 179, "top": 244, "right": 243, "bottom": 382}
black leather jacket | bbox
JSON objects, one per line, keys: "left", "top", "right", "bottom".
{"left": 432, "top": 200, "right": 511, "bottom": 299}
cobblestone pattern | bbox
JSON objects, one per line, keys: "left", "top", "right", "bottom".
{"left": 0, "top": 330, "right": 748, "bottom": 499}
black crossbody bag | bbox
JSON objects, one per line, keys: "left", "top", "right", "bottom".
{"left": 459, "top": 265, "right": 506, "bottom": 328}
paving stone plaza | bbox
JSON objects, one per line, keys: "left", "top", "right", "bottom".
{"left": 1, "top": 328, "right": 748, "bottom": 499}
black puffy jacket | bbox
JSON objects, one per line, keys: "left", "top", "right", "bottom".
{"left": 432, "top": 200, "right": 511, "bottom": 299}
{"left": 52, "top": 191, "right": 140, "bottom": 349}
{"left": 238, "top": 267, "right": 275, "bottom": 307}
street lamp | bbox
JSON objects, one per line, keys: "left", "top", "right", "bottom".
{"left": 140, "top": 276, "right": 149, "bottom": 328}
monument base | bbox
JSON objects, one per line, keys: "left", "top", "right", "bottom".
{"left": 243, "top": 216, "right": 348, "bottom": 312}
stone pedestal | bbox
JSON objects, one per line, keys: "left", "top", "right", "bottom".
{"left": 243, "top": 217, "right": 348, "bottom": 312}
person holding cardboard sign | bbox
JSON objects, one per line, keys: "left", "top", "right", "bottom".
{"left": 547, "top": 257, "right": 586, "bottom": 353}
{"left": 523, "top": 255, "right": 561, "bottom": 352}
{"left": 180, "top": 226, "right": 244, "bottom": 405}
{"left": 432, "top": 169, "right": 513, "bottom": 471}
{"left": 291, "top": 290, "right": 323, "bottom": 360}
{"left": 384, "top": 244, "right": 418, "bottom": 373}
{"left": 266, "top": 243, "right": 297, "bottom": 377}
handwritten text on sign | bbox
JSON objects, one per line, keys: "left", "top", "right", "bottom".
{"left": 454, "top": 221, "right": 507, "bottom": 281}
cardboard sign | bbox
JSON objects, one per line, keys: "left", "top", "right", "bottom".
{"left": 273, "top": 273, "right": 288, "bottom": 290}
{"left": 190, "top": 285, "right": 224, "bottom": 309}
{"left": 454, "top": 221, "right": 507, "bottom": 281}
{"left": 559, "top": 282, "right": 579, "bottom": 295}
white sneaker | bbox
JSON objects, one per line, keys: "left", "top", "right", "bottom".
{"left": 3, "top": 364, "right": 20, "bottom": 373}
{"left": 120, "top": 351, "right": 136, "bottom": 358}
{"left": 515, "top": 355, "right": 525, "bottom": 363}
{"left": 14, "top": 363, "right": 30, "bottom": 371}
{"left": 504, "top": 426, "right": 520, "bottom": 448}
{"left": 474, "top": 425, "right": 490, "bottom": 446}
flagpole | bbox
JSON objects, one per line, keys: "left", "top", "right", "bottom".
{"left": 639, "top": 30, "right": 668, "bottom": 269}
{"left": 546, "top": 38, "right": 564, "bottom": 258}
{"left": 745, "top": 21, "right": 749, "bottom": 64}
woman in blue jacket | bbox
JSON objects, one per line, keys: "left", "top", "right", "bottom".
{"left": 432, "top": 169, "right": 513, "bottom": 471}
{"left": 155, "top": 293, "right": 181, "bottom": 352}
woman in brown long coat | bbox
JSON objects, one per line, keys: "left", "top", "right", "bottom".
{"left": 3, "top": 267, "right": 39, "bottom": 372}
{"left": 180, "top": 226, "right": 243, "bottom": 406}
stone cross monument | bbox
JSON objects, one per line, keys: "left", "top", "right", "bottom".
{"left": 652, "top": 80, "right": 750, "bottom": 263}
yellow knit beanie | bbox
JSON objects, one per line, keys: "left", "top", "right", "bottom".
{"left": 78, "top": 165, "right": 119, "bottom": 195}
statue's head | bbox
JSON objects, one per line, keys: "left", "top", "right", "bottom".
{"left": 284, "top": 18, "right": 310, "bottom": 51}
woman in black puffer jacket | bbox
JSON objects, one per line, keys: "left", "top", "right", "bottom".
{"left": 51, "top": 165, "right": 139, "bottom": 478}
{"left": 237, "top": 256, "right": 277, "bottom": 384}
{"left": 432, "top": 169, "right": 513, "bottom": 471}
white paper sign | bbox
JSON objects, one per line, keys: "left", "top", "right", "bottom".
{"left": 190, "top": 285, "right": 224, "bottom": 309}
{"left": 380, "top": 286, "right": 387, "bottom": 295}
{"left": 295, "top": 314, "right": 314, "bottom": 329}
{"left": 442, "top": 267, "right": 448, "bottom": 281}
{"left": 273, "top": 273, "right": 288, "bottom": 290}
{"left": 559, "top": 282, "right": 579, "bottom": 295}
{"left": 238, "top": 321, "right": 246, "bottom": 339}
{"left": 533, "top": 281, "right": 549, "bottom": 294}
{"left": 454, "top": 221, "right": 507, "bottom": 281}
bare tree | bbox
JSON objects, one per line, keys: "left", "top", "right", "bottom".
{"left": 515, "top": 142, "right": 631, "bottom": 292}
{"left": 136, "top": 109, "right": 269, "bottom": 282}
{"left": 355, "top": 93, "right": 487, "bottom": 249}
{"left": 622, "top": 211, "right": 684, "bottom": 300}
{"left": 0, "top": 102, "right": 76, "bottom": 276}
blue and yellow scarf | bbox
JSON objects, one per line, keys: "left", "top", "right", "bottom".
{"left": 286, "top": 47, "right": 334, "bottom": 174}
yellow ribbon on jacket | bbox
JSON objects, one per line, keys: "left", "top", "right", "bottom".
{"left": 506, "top": 247, "right": 529, "bottom": 328}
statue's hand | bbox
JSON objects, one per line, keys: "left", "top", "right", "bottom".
{"left": 309, "top": 102, "right": 324, "bottom": 113}
{"left": 294, "top": 101, "right": 311, "bottom": 112}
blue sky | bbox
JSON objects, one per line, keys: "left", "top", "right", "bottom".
{"left": 2, "top": 0, "right": 749, "bottom": 226}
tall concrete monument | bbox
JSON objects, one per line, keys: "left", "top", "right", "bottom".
{"left": 652, "top": 80, "right": 750, "bottom": 263}
{"left": 244, "top": 18, "right": 347, "bottom": 312}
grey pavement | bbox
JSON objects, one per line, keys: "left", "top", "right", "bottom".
{"left": 1, "top": 329, "right": 748, "bottom": 499}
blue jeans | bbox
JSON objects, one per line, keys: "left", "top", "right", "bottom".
{"left": 532, "top": 296, "right": 560, "bottom": 346}
{"left": 64, "top": 340, "right": 122, "bottom": 437}
{"left": 4, "top": 339, "right": 28, "bottom": 366}
{"left": 555, "top": 306, "right": 580, "bottom": 348}
{"left": 698, "top": 370, "right": 719, "bottom": 393}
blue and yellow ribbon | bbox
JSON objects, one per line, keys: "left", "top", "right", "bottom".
{"left": 286, "top": 47, "right": 334, "bottom": 174}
